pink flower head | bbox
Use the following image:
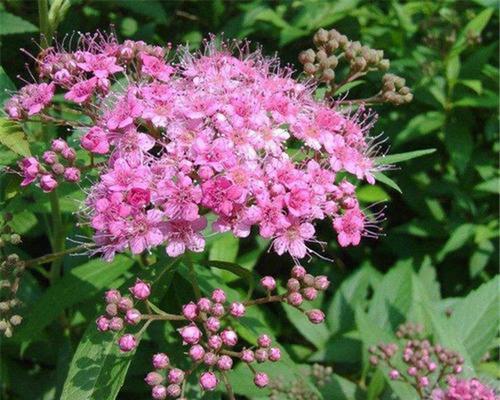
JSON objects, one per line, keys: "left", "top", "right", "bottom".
{"left": 273, "top": 220, "right": 316, "bottom": 259}
{"left": 81, "top": 127, "right": 110, "bottom": 154}
{"left": 333, "top": 207, "right": 365, "bottom": 247}
{"left": 19, "top": 157, "right": 40, "bottom": 186}
{"left": 163, "top": 217, "right": 207, "bottom": 257}
{"left": 65, "top": 78, "right": 97, "bottom": 103}
{"left": 106, "top": 90, "right": 144, "bottom": 130}
{"left": 140, "top": 53, "right": 174, "bottom": 82}
{"left": 15, "top": 83, "right": 55, "bottom": 116}
{"left": 77, "top": 52, "right": 123, "bottom": 78}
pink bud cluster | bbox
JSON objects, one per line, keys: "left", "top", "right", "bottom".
{"left": 369, "top": 323, "right": 467, "bottom": 397}
{"left": 18, "top": 139, "right": 81, "bottom": 192}
{"left": 431, "top": 376, "right": 498, "bottom": 400}
{"left": 95, "top": 279, "right": 151, "bottom": 351}
{"left": 6, "top": 32, "right": 387, "bottom": 261}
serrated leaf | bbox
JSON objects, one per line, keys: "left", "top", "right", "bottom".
{"left": 0, "top": 11, "right": 38, "bottom": 35}
{"left": 375, "top": 148, "right": 436, "bottom": 165}
{"left": 0, "top": 118, "right": 31, "bottom": 157}
{"left": 450, "top": 278, "right": 499, "bottom": 363}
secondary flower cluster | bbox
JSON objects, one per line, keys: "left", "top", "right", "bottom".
{"left": 369, "top": 322, "right": 497, "bottom": 399}
{"left": 96, "top": 265, "right": 330, "bottom": 398}
{"left": 19, "top": 138, "right": 81, "bottom": 192}
{"left": 7, "top": 32, "right": 386, "bottom": 261}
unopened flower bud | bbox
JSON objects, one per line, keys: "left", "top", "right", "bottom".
{"left": 197, "top": 297, "right": 211, "bottom": 312}
{"left": 208, "top": 334, "right": 223, "bottom": 350}
{"left": 303, "top": 287, "right": 318, "bottom": 301}
{"left": 298, "top": 49, "right": 316, "bottom": 64}
{"left": 241, "top": 349, "right": 255, "bottom": 363}
{"left": 199, "top": 371, "right": 218, "bottom": 391}
{"left": 255, "top": 348, "right": 268, "bottom": 363}
{"left": 217, "top": 355, "right": 233, "bottom": 371}
{"left": 260, "top": 276, "right": 276, "bottom": 291}
{"left": 291, "top": 265, "right": 306, "bottom": 279}
{"left": 168, "top": 368, "right": 185, "bottom": 384}
{"left": 64, "top": 167, "right": 81, "bottom": 182}
{"left": 306, "top": 309, "right": 325, "bottom": 324}
{"left": 51, "top": 163, "right": 65, "bottom": 175}
{"left": 151, "top": 385, "right": 167, "bottom": 400}
{"left": 104, "top": 289, "right": 121, "bottom": 304}
{"left": 109, "top": 317, "right": 124, "bottom": 331}
{"left": 287, "top": 278, "right": 301, "bottom": 292}
{"left": 268, "top": 347, "right": 281, "bottom": 362}
{"left": 206, "top": 316, "right": 220, "bottom": 332}
{"left": 203, "top": 351, "right": 218, "bottom": 366}
{"left": 179, "top": 324, "right": 202, "bottom": 345}
{"left": 118, "top": 334, "right": 136, "bottom": 352}
{"left": 105, "top": 303, "right": 118, "bottom": 317}
{"left": 211, "top": 303, "right": 225, "bottom": 317}
{"left": 189, "top": 344, "right": 205, "bottom": 361}
{"left": 229, "top": 302, "right": 246, "bottom": 318}
{"left": 145, "top": 371, "right": 164, "bottom": 386}
{"left": 220, "top": 329, "right": 238, "bottom": 346}
{"left": 152, "top": 353, "right": 169, "bottom": 369}
{"left": 254, "top": 372, "right": 269, "bottom": 388}
{"left": 9, "top": 234, "right": 21, "bottom": 245}
{"left": 302, "top": 274, "right": 315, "bottom": 287}
{"left": 211, "top": 288, "right": 226, "bottom": 303}
{"left": 389, "top": 370, "right": 400, "bottom": 380}
{"left": 166, "top": 384, "right": 181, "bottom": 398}
{"left": 314, "top": 276, "right": 330, "bottom": 291}
{"left": 321, "top": 68, "right": 335, "bottom": 82}
{"left": 313, "top": 28, "right": 329, "bottom": 45}
{"left": 287, "top": 292, "right": 303, "bottom": 307}
{"left": 182, "top": 302, "right": 198, "bottom": 320}
{"left": 257, "top": 334, "right": 272, "bottom": 348}
{"left": 96, "top": 315, "right": 110, "bottom": 332}
{"left": 130, "top": 279, "right": 151, "bottom": 300}
{"left": 118, "top": 296, "right": 133, "bottom": 312}
{"left": 303, "top": 63, "right": 317, "bottom": 75}
{"left": 125, "top": 308, "right": 141, "bottom": 325}
{"left": 40, "top": 174, "right": 58, "bottom": 192}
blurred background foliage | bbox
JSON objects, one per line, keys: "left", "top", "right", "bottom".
{"left": 0, "top": 1, "right": 498, "bottom": 399}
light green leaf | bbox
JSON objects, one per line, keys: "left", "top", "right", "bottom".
{"left": 209, "top": 232, "right": 239, "bottom": 263}
{"left": 375, "top": 148, "right": 436, "bottom": 165}
{"left": 0, "top": 118, "right": 31, "bottom": 157}
{"left": 283, "top": 302, "right": 330, "bottom": 348}
{"left": 373, "top": 172, "right": 402, "bottom": 193}
{"left": 394, "top": 111, "right": 445, "bottom": 146}
{"left": 0, "top": 66, "right": 16, "bottom": 106}
{"left": 437, "top": 223, "right": 475, "bottom": 261}
{"left": 450, "top": 278, "right": 499, "bottom": 363}
{"left": 0, "top": 11, "right": 38, "bottom": 35}
{"left": 356, "top": 185, "right": 390, "bottom": 202}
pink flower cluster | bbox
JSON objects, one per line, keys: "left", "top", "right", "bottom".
{"left": 18, "top": 139, "right": 80, "bottom": 192}
{"left": 6, "top": 32, "right": 386, "bottom": 260}
{"left": 432, "top": 377, "right": 498, "bottom": 400}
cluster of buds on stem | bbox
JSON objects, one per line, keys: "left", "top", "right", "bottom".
{"left": 0, "top": 213, "right": 25, "bottom": 337}
{"left": 96, "top": 279, "right": 152, "bottom": 351}
{"left": 299, "top": 28, "right": 412, "bottom": 105}
{"left": 18, "top": 138, "right": 81, "bottom": 192}
{"left": 369, "top": 322, "right": 466, "bottom": 398}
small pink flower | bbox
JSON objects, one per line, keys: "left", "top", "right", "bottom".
{"left": 77, "top": 53, "right": 123, "bottom": 78}
{"left": 199, "top": 371, "right": 218, "bottom": 391}
{"left": 163, "top": 217, "right": 207, "bottom": 257}
{"left": 118, "top": 334, "right": 136, "bottom": 352}
{"left": 81, "top": 127, "right": 110, "bottom": 154}
{"left": 65, "top": 78, "right": 97, "bottom": 103}
{"left": 140, "top": 53, "right": 174, "bottom": 82}
{"left": 19, "top": 157, "right": 40, "bottom": 186}
{"left": 40, "top": 174, "right": 58, "bottom": 192}
{"left": 333, "top": 208, "right": 365, "bottom": 247}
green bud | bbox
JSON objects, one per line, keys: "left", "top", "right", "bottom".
{"left": 6, "top": 254, "right": 19, "bottom": 265}
{"left": 313, "top": 28, "right": 329, "bottom": 45}
{"left": 327, "top": 55, "right": 338, "bottom": 69}
{"left": 0, "top": 320, "right": 8, "bottom": 331}
{"left": 325, "top": 39, "right": 338, "bottom": 53}
{"left": 321, "top": 69, "right": 335, "bottom": 82}
{"left": 9, "top": 234, "right": 21, "bottom": 245}
{"left": 303, "top": 63, "right": 317, "bottom": 75}
{"left": 399, "top": 86, "right": 410, "bottom": 95}
{"left": 315, "top": 50, "right": 327, "bottom": 62}
{"left": 298, "top": 49, "right": 316, "bottom": 64}
{"left": 10, "top": 315, "right": 22, "bottom": 326}
{"left": 0, "top": 302, "right": 9, "bottom": 312}
{"left": 379, "top": 59, "right": 390, "bottom": 71}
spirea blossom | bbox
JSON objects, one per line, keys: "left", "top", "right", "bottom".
{"left": 7, "top": 32, "right": 388, "bottom": 261}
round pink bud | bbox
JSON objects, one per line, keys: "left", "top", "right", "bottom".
{"left": 260, "top": 276, "right": 276, "bottom": 291}
{"left": 189, "top": 344, "right": 205, "bottom": 362}
{"left": 40, "top": 174, "right": 58, "bottom": 192}
{"left": 118, "top": 296, "right": 133, "bottom": 312}
{"left": 182, "top": 302, "right": 198, "bottom": 320}
{"left": 203, "top": 352, "right": 218, "bottom": 366}
{"left": 166, "top": 384, "right": 181, "bottom": 398}
{"left": 145, "top": 371, "right": 163, "bottom": 386}
{"left": 105, "top": 289, "right": 121, "bottom": 304}
{"left": 268, "top": 347, "right": 281, "bottom": 362}
{"left": 152, "top": 353, "right": 169, "bottom": 369}
{"left": 229, "top": 302, "right": 246, "bottom": 318}
{"left": 254, "top": 372, "right": 269, "bottom": 388}
{"left": 118, "top": 334, "right": 136, "bottom": 352}
{"left": 64, "top": 167, "right": 80, "bottom": 183}
{"left": 96, "top": 315, "right": 110, "bottom": 332}
{"left": 105, "top": 303, "right": 118, "bottom": 316}
{"left": 418, "top": 376, "right": 429, "bottom": 387}
{"left": 211, "top": 303, "right": 225, "bottom": 317}
{"left": 125, "top": 308, "right": 141, "bottom": 325}
{"left": 287, "top": 292, "right": 303, "bottom": 307}
{"left": 389, "top": 370, "right": 400, "bottom": 380}
{"left": 220, "top": 329, "right": 238, "bottom": 346}
{"left": 61, "top": 147, "right": 76, "bottom": 161}
{"left": 51, "top": 163, "right": 65, "bottom": 175}
{"left": 217, "top": 355, "right": 233, "bottom": 371}
{"left": 211, "top": 289, "right": 226, "bottom": 304}
{"left": 206, "top": 316, "right": 220, "bottom": 333}
{"left": 257, "top": 334, "right": 272, "bottom": 348}
{"left": 151, "top": 385, "right": 167, "bottom": 400}
{"left": 306, "top": 309, "right": 325, "bottom": 324}
{"left": 130, "top": 279, "right": 151, "bottom": 300}
{"left": 291, "top": 265, "right": 306, "bottom": 279}
{"left": 303, "top": 287, "right": 318, "bottom": 301}
{"left": 255, "top": 348, "right": 268, "bottom": 363}
{"left": 287, "top": 278, "right": 301, "bottom": 292}
{"left": 208, "top": 335, "right": 223, "bottom": 350}
{"left": 109, "top": 317, "right": 124, "bottom": 331}
{"left": 408, "top": 367, "right": 417, "bottom": 376}
{"left": 42, "top": 151, "right": 57, "bottom": 165}
{"left": 199, "top": 371, "right": 218, "bottom": 391}
{"left": 454, "top": 365, "right": 462, "bottom": 374}
{"left": 179, "top": 324, "right": 202, "bottom": 345}
{"left": 241, "top": 349, "right": 255, "bottom": 363}
{"left": 314, "top": 275, "right": 330, "bottom": 291}
{"left": 197, "top": 297, "right": 211, "bottom": 312}
{"left": 167, "top": 368, "right": 185, "bottom": 384}
{"left": 51, "top": 138, "right": 68, "bottom": 152}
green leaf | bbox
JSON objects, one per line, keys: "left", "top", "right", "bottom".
{"left": 393, "top": 111, "right": 445, "bottom": 146}
{"left": 209, "top": 232, "right": 239, "bottom": 263}
{"left": 283, "top": 302, "right": 330, "bottom": 348}
{"left": 469, "top": 240, "right": 494, "bottom": 277}
{"left": 0, "top": 11, "right": 38, "bottom": 35}
{"left": 0, "top": 118, "right": 31, "bottom": 157}
{"left": 201, "top": 260, "right": 255, "bottom": 299}
{"left": 356, "top": 185, "right": 390, "bottom": 203}
{"left": 375, "top": 148, "right": 436, "bottom": 165}
{"left": 15, "top": 256, "right": 135, "bottom": 341}
{"left": 319, "top": 372, "right": 366, "bottom": 400}
{"left": 0, "top": 66, "right": 16, "bottom": 106}
{"left": 373, "top": 172, "right": 402, "bottom": 193}
{"left": 451, "top": 8, "right": 494, "bottom": 56}
{"left": 437, "top": 223, "right": 475, "bottom": 261}
{"left": 60, "top": 324, "right": 137, "bottom": 400}
{"left": 450, "top": 278, "right": 499, "bottom": 363}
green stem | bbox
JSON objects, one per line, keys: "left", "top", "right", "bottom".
{"left": 220, "top": 371, "right": 236, "bottom": 400}
{"left": 37, "top": 0, "right": 51, "bottom": 48}
{"left": 49, "top": 190, "right": 65, "bottom": 284}
{"left": 25, "top": 245, "right": 92, "bottom": 268}
{"left": 185, "top": 252, "right": 201, "bottom": 300}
